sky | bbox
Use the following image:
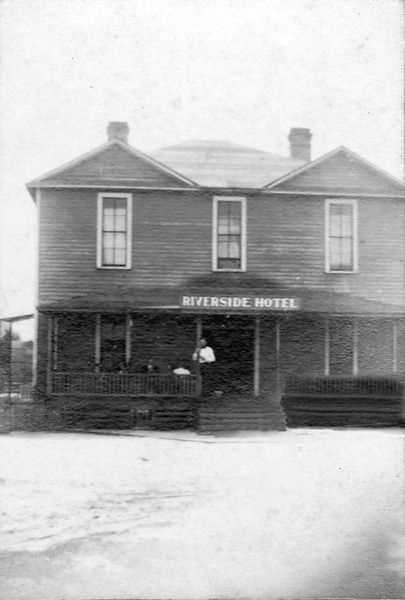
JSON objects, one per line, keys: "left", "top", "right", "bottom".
{"left": 0, "top": 0, "right": 403, "bottom": 339}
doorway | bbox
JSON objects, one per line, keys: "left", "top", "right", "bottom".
{"left": 202, "top": 315, "right": 254, "bottom": 394}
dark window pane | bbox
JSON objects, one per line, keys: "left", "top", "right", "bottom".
{"left": 103, "top": 198, "right": 116, "bottom": 210}
{"left": 227, "top": 201, "right": 241, "bottom": 217}
{"left": 218, "top": 257, "right": 241, "bottom": 269}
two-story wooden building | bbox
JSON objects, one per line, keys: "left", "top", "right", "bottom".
{"left": 27, "top": 122, "right": 405, "bottom": 430}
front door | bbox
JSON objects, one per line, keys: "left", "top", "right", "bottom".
{"left": 203, "top": 315, "right": 254, "bottom": 394}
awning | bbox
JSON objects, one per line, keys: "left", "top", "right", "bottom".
{"left": 37, "top": 287, "right": 405, "bottom": 317}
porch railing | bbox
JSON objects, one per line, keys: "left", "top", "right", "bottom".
{"left": 283, "top": 375, "right": 404, "bottom": 398}
{"left": 50, "top": 372, "right": 202, "bottom": 397}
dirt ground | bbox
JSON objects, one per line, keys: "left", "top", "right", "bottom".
{"left": 0, "top": 428, "right": 404, "bottom": 599}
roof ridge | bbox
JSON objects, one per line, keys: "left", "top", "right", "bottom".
{"left": 151, "top": 139, "right": 281, "bottom": 155}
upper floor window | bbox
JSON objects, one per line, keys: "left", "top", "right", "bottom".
{"left": 325, "top": 199, "right": 357, "bottom": 273}
{"left": 212, "top": 196, "right": 246, "bottom": 271}
{"left": 97, "top": 193, "right": 132, "bottom": 269}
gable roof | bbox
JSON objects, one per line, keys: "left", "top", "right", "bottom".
{"left": 264, "top": 146, "right": 405, "bottom": 195}
{"left": 26, "top": 136, "right": 405, "bottom": 197}
{"left": 150, "top": 140, "right": 304, "bottom": 187}
{"left": 26, "top": 139, "right": 198, "bottom": 196}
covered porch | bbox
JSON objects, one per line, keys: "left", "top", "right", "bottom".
{"left": 32, "top": 289, "right": 405, "bottom": 430}
{"left": 38, "top": 308, "right": 405, "bottom": 401}
{"left": 39, "top": 311, "right": 201, "bottom": 398}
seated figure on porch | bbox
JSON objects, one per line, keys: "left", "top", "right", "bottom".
{"left": 173, "top": 358, "right": 191, "bottom": 376}
{"left": 140, "top": 358, "right": 159, "bottom": 395}
{"left": 141, "top": 358, "right": 160, "bottom": 374}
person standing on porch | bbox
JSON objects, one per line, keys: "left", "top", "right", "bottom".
{"left": 193, "top": 338, "right": 216, "bottom": 394}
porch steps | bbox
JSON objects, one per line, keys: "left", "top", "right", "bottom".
{"left": 198, "top": 394, "right": 286, "bottom": 433}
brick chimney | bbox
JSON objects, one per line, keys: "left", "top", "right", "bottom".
{"left": 288, "top": 127, "right": 312, "bottom": 162}
{"left": 107, "top": 121, "right": 129, "bottom": 144}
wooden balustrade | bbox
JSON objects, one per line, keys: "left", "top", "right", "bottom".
{"left": 284, "top": 375, "right": 404, "bottom": 398}
{"left": 51, "top": 372, "right": 202, "bottom": 397}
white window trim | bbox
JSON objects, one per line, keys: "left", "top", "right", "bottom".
{"left": 325, "top": 198, "right": 358, "bottom": 274}
{"left": 212, "top": 196, "right": 247, "bottom": 272}
{"left": 97, "top": 192, "right": 132, "bottom": 269}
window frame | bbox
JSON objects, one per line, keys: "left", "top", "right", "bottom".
{"left": 97, "top": 192, "right": 132, "bottom": 269}
{"left": 212, "top": 196, "right": 247, "bottom": 272}
{"left": 325, "top": 198, "right": 358, "bottom": 274}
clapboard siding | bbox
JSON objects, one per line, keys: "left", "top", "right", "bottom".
{"left": 40, "top": 144, "right": 189, "bottom": 187}
{"left": 38, "top": 189, "right": 404, "bottom": 305}
{"left": 248, "top": 195, "right": 405, "bottom": 302}
{"left": 274, "top": 151, "right": 404, "bottom": 194}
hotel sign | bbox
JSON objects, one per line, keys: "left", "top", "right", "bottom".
{"left": 180, "top": 295, "right": 301, "bottom": 310}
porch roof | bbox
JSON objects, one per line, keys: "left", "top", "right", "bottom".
{"left": 38, "top": 287, "right": 405, "bottom": 316}
{"left": 0, "top": 314, "right": 34, "bottom": 323}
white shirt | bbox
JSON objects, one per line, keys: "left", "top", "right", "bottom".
{"left": 193, "top": 346, "right": 216, "bottom": 363}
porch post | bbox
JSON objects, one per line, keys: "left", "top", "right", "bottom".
{"left": 52, "top": 315, "right": 58, "bottom": 371}
{"left": 196, "top": 315, "right": 202, "bottom": 343}
{"left": 275, "top": 318, "right": 281, "bottom": 396}
{"left": 33, "top": 188, "right": 41, "bottom": 387}
{"left": 46, "top": 315, "right": 53, "bottom": 394}
{"left": 352, "top": 318, "right": 359, "bottom": 375}
{"left": 254, "top": 316, "right": 260, "bottom": 397}
{"left": 32, "top": 310, "right": 38, "bottom": 386}
{"left": 95, "top": 313, "right": 101, "bottom": 373}
{"left": 324, "top": 318, "right": 330, "bottom": 375}
{"left": 7, "top": 321, "right": 12, "bottom": 400}
{"left": 125, "top": 313, "right": 131, "bottom": 366}
{"left": 196, "top": 316, "right": 202, "bottom": 379}
{"left": 393, "top": 321, "right": 398, "bottom": 374}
